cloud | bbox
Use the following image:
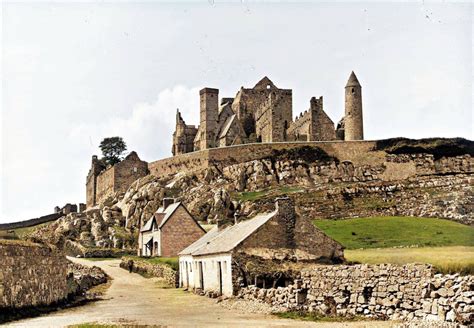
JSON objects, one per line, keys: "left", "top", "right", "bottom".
{"left": 70, "top": 85, "right": 200, "bottom": 161}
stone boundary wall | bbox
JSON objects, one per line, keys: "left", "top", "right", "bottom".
{"left": 0, "top": 240, "right": 69, "bottom": 309}
{"left": 238, "top": 264, "right": 473, "bottom": 325}
{"left": 120, "top": 256, "right": 178, "bottom": 287}
{"left": 0, "top": 213, "right": 62, "bottom": 231}
{"left": 148, "top": 141, "right": 378, "bottom": 178}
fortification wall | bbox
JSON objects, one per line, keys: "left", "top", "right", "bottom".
{"left": 0, "top": 240, "right": 69, "bottom": 309}
{"left": 239, "top": 263, "right": 473, "bottom": 324}
{"left": 96, "top": 166, "right": 115, "bottom": 205}
{"left": 148, "top": 141, "right": 378, "bottom": 179}
{"left": 0, "top": 213, "right": 62, "bottom": 231}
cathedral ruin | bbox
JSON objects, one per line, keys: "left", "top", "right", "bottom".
{"left": 172, "top": 71, "right": 363, "bottom": 156}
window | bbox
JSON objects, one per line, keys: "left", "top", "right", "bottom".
{"left": 351, "top": 88, "right": 355, "bottom": 94}
{"left": 266, "top": 85, "right": 271, "bottom": 89}
{"left": 133, "top": 167, "right": 137, "bottom": 173}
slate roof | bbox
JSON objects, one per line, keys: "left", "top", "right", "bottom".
{"left": 140, "top": 203, "right": 181, "bottom": 232}
{"left": 179, "top": 210, "right": 277, "bottom": 256}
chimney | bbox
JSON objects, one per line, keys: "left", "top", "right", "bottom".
{"left": 162, "top": 198, "right": 175, "bottom": 210}
{"left": 275, "top": 197, "right": 296, "bottom": 248}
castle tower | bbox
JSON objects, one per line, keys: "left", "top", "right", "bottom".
{"left": 344, "top": 71, "right": 363, "bottom": 140}
{"left": 199, "top": 87, "right": 219, "bottom": 149}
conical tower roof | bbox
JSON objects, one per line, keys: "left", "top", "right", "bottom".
{"left": 345, "top": 71, "right": 361, "bottom": 87}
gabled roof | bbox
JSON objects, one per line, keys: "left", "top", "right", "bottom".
{"left": 219, "top": 114, "right": 237, "bottom": 139}
{"left": 346, "top": 71, "right": 361, "bottom": 87}
{"left": 140, "top": 216, "right": 157, "bottom": 232}
{"left": 155, "top": 202, "right": 181, "bottom": 229}
{"left": 179, "top": 210, "right": 277, "bottom": 256}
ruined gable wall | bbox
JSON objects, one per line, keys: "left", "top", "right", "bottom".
{"left": 113, "top": 156, "right": 148, "bottom": 195}
{"left": 254, "top": 91, "right": 292, "bottom": 143}
{"left": 160, "top": 206, "right": 205, "bottom": 257}
{"left": 312, "top": 108, "right": 336, "bottom": 141}
{"left": 0, "top": 241, "right": 69, "bottom": 309}
{"left": 95, "top": 156, "right": 148, "bottom": 206}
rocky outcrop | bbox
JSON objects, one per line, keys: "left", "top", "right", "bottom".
{"left": 28, "top": 205, "right": 136, "bottom": 251}
{"left": 238, "top": 264, "right": 474, "bottom": 325}
{"left": 26, "top": 142, "right": 474, "bottom": 251}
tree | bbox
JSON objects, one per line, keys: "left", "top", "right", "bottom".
{"left": 99, "top": 137, "right": 127, "bottom": 166}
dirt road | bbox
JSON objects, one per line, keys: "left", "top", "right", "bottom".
{"left": 5, "top": 258, "right": 394, "bottom": 327}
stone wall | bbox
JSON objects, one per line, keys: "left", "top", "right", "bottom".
{"left": 0, "top": 212, "right": 62, "bottom": 231}
{"left": 0, "top": 240, "right": 69, "bottom": 309}
{"left": 120, "top": 256, "right": 178, "bottom": 287}
{"left": 238, "top": 264, "right": 473, "bottom": 325}
{"left": 148, "top": 140, "right": 378, "bottom": 178}
{"left": 92, "top": 152, "right": 149, "bottom": 207}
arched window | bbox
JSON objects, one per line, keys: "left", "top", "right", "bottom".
{"left": 351, "top": 88, "right": 355, "bottom": 94}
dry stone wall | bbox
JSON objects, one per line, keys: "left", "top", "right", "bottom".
{"left": 0, "top": 240, "right": 69, "bottom": 309}
{"left": 120, "top": 256, "right": 178, "bottom": 287}
{"left": 238, "top": 264, "right": 474, "bottom": 325}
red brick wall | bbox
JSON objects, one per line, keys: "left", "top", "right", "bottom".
{"left": 160, "top": 206, "right": 205, "bottom": 257}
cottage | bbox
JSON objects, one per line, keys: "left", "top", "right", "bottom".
{"left": 139, "top": 198, "right": 205, "bottom": 257}
{"left": 178, "top": 197, "right": 344, "bottom": 297}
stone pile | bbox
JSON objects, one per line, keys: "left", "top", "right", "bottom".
{"left": 237, "top": 264, "right": 474, "bottom": 325}
{"left": 66, "top": 262, "right": 107, "bottom": 298}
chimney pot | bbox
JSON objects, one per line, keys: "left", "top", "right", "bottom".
{"left": 162, "top": 198, "right": 175, "bottom": 210}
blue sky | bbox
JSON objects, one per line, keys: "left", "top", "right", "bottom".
{"left": 1, "top": 1, "right": 472, "bottom": 222}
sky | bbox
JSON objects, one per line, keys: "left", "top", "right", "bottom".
{"left": 1, "top": 1, "right": 472, "bottom": 223}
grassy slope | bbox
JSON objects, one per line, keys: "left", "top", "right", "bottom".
{"left": 346, "top": 246, "right": 474, "bottom": 275}
{"left": 313, "top": 216, "right": 474, "bottom": 249}
{"left": 313, "top": 216, "right": 474, "bottom": 274}
{"left": 126, "top": 255, "right": 179, "bottom": 271}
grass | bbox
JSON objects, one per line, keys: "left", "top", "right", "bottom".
{"left": 313, "top": 216, "right": 474, "bottom": 249}
{"left": 275, "top": 311, "right": 367, "bottom": 322}
{"left": 0, "top": 222, "right": 50, "bottom": 241}
{"left": 126, "top": 255, "right": 179, "bottom": 271}
{"left": 346, "top": 246, "right": 474, "bottom": 275}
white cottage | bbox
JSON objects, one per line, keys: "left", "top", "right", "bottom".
{"left": 178, "top": 197, "right": 344, "bottom": 297}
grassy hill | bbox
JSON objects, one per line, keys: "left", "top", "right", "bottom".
{"left": 313, "top": 216, "right": 474, "bottom": 274}
{"left": 313, "top": 216, "right": 474, "bottom": 249}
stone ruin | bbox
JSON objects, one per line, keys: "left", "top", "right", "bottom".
{"left": 172, "top": 72, "right": 364, "bottom": 156}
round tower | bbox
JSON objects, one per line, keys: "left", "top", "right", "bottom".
{"left": 344, "top": 71, "right": 363, "bottom": 140}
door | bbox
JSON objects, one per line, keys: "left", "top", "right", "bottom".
{"left": 217, "top": 261, "right": 223, "bottom": 296}
{"left": 185, "top": 262, "right": 189, "bottom": 288}
{"left": 199, "top": 261, "right": 204, "bottom": 290}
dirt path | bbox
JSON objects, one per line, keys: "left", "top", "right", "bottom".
{"left": 5, "top": 258, "right": 395, "bottom": 328}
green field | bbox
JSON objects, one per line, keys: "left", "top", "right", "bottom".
{"left": 314, "top": 216, "right": 474, "bottom": 274}
{"left": 313, "top": 216, "right": 474, "bottom": 249}
{"left": 345, "top": 246, "right": 474, "bottom": 275}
